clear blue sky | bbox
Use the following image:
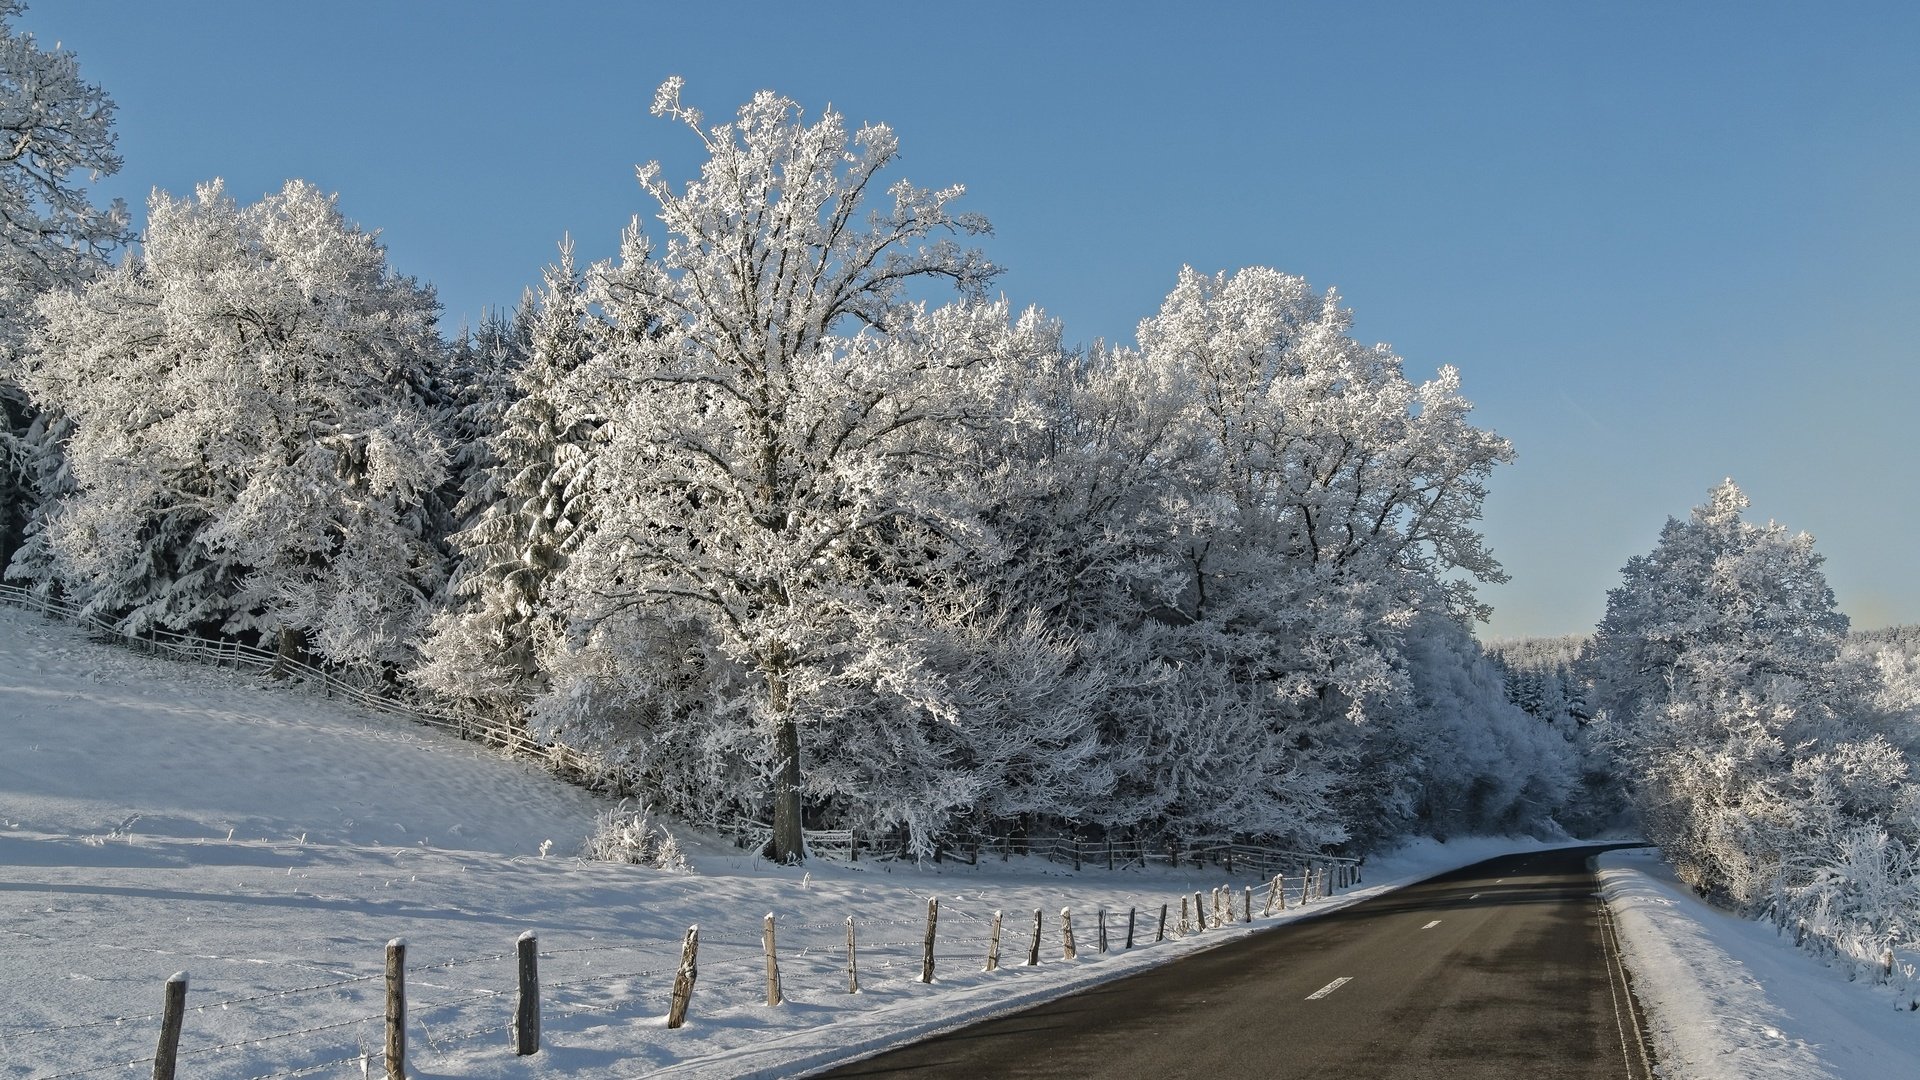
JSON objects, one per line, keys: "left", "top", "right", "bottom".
{"left": 21, "top": 1, "right": 1919, "bottom": 640}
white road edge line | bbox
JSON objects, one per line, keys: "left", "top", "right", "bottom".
{"left": 1421, "top": 919, "right": 1442, "bottom": 930}
{"left": 1306, "top": 977, "right": 1352, "bottom": 1000}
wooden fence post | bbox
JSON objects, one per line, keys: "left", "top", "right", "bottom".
{"left": 512, "top": 931, "right": 539, "bottom": 1056}
{"left": 667, "top": 925, "right": 699, "bottom": 1029}
{"left": 152, "top": 972, "right": 187, "bottom": 1080}
{"left": 1226, "top": 847, "right": 1234, "bottom": 874}
{"left": 763, "top": 913, "right": 783, "bottom": 1006}
{"left": 1126, "top": 907, "right": 1137, "bottom": 949}
{"left": 1062, "top": 908, "right": 1077, "bottom": 960}
{"left": 1098, "top": 909, "right": 1108, "bottom": 953}
{"left": 1263, "top": 873, "right": 1282, "bottom": 916}
{"left": 1211, "top": 887, "right": 1222, "bottom": 927}
{"left": 987, "top": 910, "right": 1003, "bottom": 971}
{"left": 1157, "top": 902, "right": 1169, "bottom": 942}
{"left": 921, "top": 897, "right": 939, "bottom": 983}
{"left": 846, "top": 917, "right": 859, "bottom": 994}
{"left": 1194, "top": 892, "right": 1205, "bottom": 931}
{"left": 1179, "top": 896, "right": 1190, "bottom": 934}
{"left": 1107, "top": 840, "right": 1114, "bottom": 871}
{"left": 1028, "top": 909, "right": 1043, "bottom": 965}
{"left": 1243, "top": 886, "right": 1252, "bottom": 923}
{"left": 1073, "top": 838, "right": 1082, "bottom": 871}
{"left": 385, "top": 938, "right": 406, "bottom": 1080}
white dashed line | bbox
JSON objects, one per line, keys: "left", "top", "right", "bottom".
{"left": 1421, "top": 920, "right": 1442, "bottom": 930}
{"left": 1469, "top": 893, "right": 1481, "bottom": 900}
{"left": 1306, "top": 977, "right": 1352, "bottom": 1000}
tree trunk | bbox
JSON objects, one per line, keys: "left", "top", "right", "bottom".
{"left": 767, "top": 663, "right": 805, "bottom": 865}
{"left": 270, "top": 626, "right": 304, "bottom": 680}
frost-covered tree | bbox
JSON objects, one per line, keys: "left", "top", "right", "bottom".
{"left": 556, "top": 79, "right": 999, "bottom": 862}
{"left": 1587, "top": 480, "right": 1919, "bottom": 943}
{"left": 0, "top": 0, "right": 128, "bottom": 564}
{"left": 19, "top": 179, "right": 449, "bottom": 666}
{"left": 1118, "top": 266, "right": 1517, "bottom": 847}
{"left": 415, "top": 242, "right": 600, "bottom": 714}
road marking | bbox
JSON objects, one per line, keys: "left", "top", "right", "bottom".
{"left": 1306, "top": 977, "right": 1351, "bottom": 1000}
{"left": 1469, "top": 893, "right": 1481, "bottom": 900}
{"left": 1421, "top": 919, "right": 1442, "bottom": 929}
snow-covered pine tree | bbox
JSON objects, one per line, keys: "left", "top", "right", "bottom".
{"left": 0, "top": 0, "right": 129, "bottom": 567}
{"left": 20, "top": 179, "right": 449, "bottom": 667}
{"left": 415, "top": 241, "right": 601, "bottom": 717}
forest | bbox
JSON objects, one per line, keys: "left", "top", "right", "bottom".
{"left": 1, "top": 5, "right": 1913, "bottom": 959}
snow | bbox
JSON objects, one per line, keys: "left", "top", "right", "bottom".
{"left": 1, "top": 604, "right": 1585, "bottom": 1078}
{"left": 11, "top": 598, "right": 1916, "bottom": 1080}
{"left": 1598, "top": 847, "right": 1920, "bottom": 1080}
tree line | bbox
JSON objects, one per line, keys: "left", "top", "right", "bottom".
{"left": 9, "top": 4, "right": 1908, "bottom": 928}
{"left": 0, "top": 15, "right": 1582, "bottom": 863}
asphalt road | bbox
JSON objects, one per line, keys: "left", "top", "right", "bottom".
{"left": 812, "top": 846, "right": 1656, "bottom": 1079}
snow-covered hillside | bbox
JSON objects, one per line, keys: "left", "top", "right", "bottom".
{"left": 16, "top": 603, "right": 1913, "bottom": 1079}
{"left": 0, "top": 606, "right": 1580, "bottom": 1079}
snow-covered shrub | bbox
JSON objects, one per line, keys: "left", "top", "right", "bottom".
{"left": 584, "top": 800, "right": 687, "bottom": 871}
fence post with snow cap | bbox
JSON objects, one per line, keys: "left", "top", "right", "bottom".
{"left": 846, "top": 917, "right": 859, "bottom": 993}
{"left": 385, "top": 938, "right": 406, "bottom": 1080}
{"left": 1243, "top": 886, "right": 1251, "bottom": 923}
{"left": 667, "top": 925, "right": 699, "bottom": 1029}
{"left": 1062, "top": 908, "right": 1076, "bottom": 960}
{"left": 1028, "top": 908, "right": 1042, "bottom": 965}
{"left": 987, "top": 910, "right": 1002, "bottom": 971}
{"left": 922, "top": 897, "right": 938, "bottom": 983}
{"left": 512, "top": 930, "right": 539, "bottom": 1056}
{"left": 1264, "top": 873, "right": 1283, "bottom": 916}
{"left": 763, "top": 913, "right": 783, "bottom": 1006}
{"left": 152, "top": 971, "right": 187, "bottom": 1080}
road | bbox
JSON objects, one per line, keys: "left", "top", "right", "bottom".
{"left": 812, "top": 846, "right": 1655, "bottom": 1079}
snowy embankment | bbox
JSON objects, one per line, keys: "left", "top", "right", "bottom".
{"left": 1598, "top": 848, "right": 1919, "bottom": 1080}
{"left": 0, "top": 603, "right": 1586, "bottom": 1079}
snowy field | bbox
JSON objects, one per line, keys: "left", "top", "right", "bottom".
{"left": 0, "top": 604, "right": 1590, "bottom": 1079}
{"left": 1599, "top": 848, "right": 1919, "bottom": 1080}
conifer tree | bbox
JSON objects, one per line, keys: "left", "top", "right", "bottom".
{"left": 416, "top": 241, "right": 601, "bottom": 713}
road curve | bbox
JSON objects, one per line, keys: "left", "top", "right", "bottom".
{"left": 810, "top": 845, "right": 1655, "bottom": 1079}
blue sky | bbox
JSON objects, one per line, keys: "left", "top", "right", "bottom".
{"left": 21, "top": 1, "right": 1918, "bottom": 640}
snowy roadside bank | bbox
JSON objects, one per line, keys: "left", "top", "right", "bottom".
{"left": 1597, "top": 847, "right": 1919, "bottom": 1080}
